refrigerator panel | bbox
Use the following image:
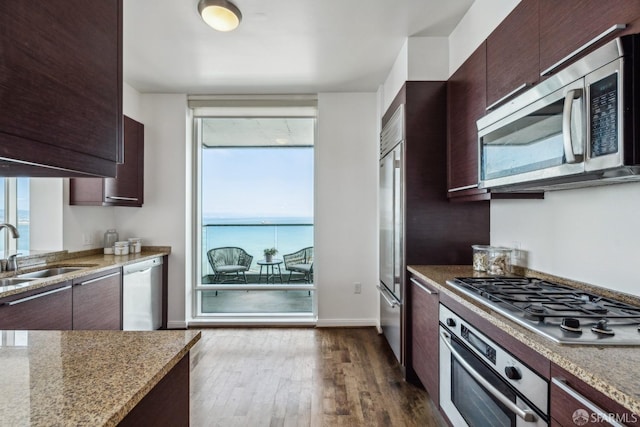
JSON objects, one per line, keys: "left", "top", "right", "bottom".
{"left": 379, "top": 151, "right": 394, "bottom": 291}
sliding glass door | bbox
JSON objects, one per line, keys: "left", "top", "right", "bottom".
{"left": 192, "top": 112, "right": 316, "bottom": 321}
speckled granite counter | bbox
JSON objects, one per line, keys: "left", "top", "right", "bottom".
{"left": 0, "top": 247, "right": 171, "bottom": 300}
{"left": 408, "top": 265, "right": 640, "bottom": 416}
{"left": 0, "top": 329, "right": 200, "bottom": 426}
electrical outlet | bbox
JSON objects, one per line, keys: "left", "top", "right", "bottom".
{"left": 82, "top": 233, "right": 93, "bottom": 246}
{"left": 354, "top": 282, "right": 362, "bottom": 294}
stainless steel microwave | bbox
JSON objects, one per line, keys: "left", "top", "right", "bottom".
{"left": 477, "top": 34, "right": 640, "bottom": 192}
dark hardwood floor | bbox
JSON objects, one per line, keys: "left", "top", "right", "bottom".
{"left": 189, "top": 327, "right": 445, "bottom": 427}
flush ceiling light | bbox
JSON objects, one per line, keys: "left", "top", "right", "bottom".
{"left": 198, "top": 0, "right": 242, "bottom": 32}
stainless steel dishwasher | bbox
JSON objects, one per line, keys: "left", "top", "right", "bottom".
{"left": 122, "top": 257, "right": 163, "bottom": 330}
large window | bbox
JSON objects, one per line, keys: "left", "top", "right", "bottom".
{"left": 192, "top": 109, "right": 316, "bottom": 320}
{"left": 0, "top": 178, "right": 29, "bottom": 253}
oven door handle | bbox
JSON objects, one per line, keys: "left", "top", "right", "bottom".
{"left": 439, "top": 331, "right": 538, "bottom": 423}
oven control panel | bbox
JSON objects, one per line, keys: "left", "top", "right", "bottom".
{"left": 439, "top": 303, "right": 549, "bottom": 416}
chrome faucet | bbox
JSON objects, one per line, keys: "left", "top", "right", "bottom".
{"left": 0, "top": 223, "right": 20, "bottom": 239}
{"left": 0, "top": 224, "right": 20, "bottom": 272}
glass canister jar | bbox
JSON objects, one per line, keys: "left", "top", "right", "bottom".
{"left": 472, "top": 245, "right": 491, "bottom": 272}
{"left": 487, "top": 247, "right": 513, "bottom": 275}
{"left": 103, "top": 229, "right": 119, "bottom": 254}
{"left": 114, "top": 241, "right": 130, "bottom": 256}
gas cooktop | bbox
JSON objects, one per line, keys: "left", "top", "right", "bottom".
{"left": 446, "top": 277, "right": 640, "bottom": 345}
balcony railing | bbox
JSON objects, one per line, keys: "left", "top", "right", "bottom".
{"left": 201, "top": 222, "right": 313, "bottom": 277}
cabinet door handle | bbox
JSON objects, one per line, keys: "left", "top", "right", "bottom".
{"left": 486, "top": 82, "right": 530, "bottom": 111}
{"left": 448, "top": 184, "right": 478, "bottom": 193}
{"left": 540, "top": 24, "right": 626, "bottom": 76}
{"left": 409, "top": 277, "right": 437, "bottom": 295}
{"left": 106, "top": 196, "right": 139, "bottom": 202}
{"left": 7, "top": 285, "right": 72, "bottom": 305}
{"left": 551, "top": 377, "right": 625, "bottom": 427}
{"left": 78, "top": 272, "right": 121, "bottom": 286}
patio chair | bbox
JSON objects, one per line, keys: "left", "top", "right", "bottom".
{"left": 283, "top": 247, "right": 313, "bottom": 288}
{"left": 207, "top": 247, "right": 254, "bottom": 290}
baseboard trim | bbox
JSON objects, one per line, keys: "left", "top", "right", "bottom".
{"left": 166, "top": 320, "right": 188, "bottom": 329}
{"left": 315, "top": 318, "right": 378, "bottom": 327}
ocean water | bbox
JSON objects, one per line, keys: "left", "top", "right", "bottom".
{"left": 201, "top": 218, "right": 313, "bottom": 274}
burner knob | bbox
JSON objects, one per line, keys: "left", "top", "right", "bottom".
{"left": 561, "top": 318, "right": 582, "bottom": 333}
{"left": 446, "top": 318, "right": 456, "bottom": 327}
{"left": 504, "top": 366, "right": 521, "bottom": 380}
{"left": 591, "top": 319, "right": 615, "bottom": 336}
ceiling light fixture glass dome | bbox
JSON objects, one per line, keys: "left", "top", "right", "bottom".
{"left": 198, "top": 0, "right": 242, "bottom": 32}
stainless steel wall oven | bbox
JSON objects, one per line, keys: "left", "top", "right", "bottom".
{"left": 439, "top": 304, "right": 549, "bottom": 427}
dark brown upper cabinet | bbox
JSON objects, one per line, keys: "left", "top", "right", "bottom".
{"left": 0, "top": 0, "right": 122, "bottom": 177}
{"left": 70, "top": 116, "right": 144, "bottom": 207}
{"left": 486, "top": 0, "right": 539, "bottom": 109}
{"left": 447, "top": 43, "right": 489, "bottom": 201}
{"left": 539, "top": 0, "right": 640, "bottom": 76}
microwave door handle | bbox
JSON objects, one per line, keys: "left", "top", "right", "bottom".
{"left": 562, "top": 89, "right": 582, "bottom": 164}
{"left": 439, "top": 331, "right": 537, "bottom": 423}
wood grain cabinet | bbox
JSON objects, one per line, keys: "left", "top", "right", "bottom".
{"left": 70, "top": 116, "right": 144, "bottom": 207}
{"left": 550, "top": 363, "right": 640, "bottom": 426}
{"left": 0, "top": 282, "right": 73, "bottom": 330}
{"left": 0, "top": 0, "right": 122, "bottom": 177}
{"left": 486, "top": 0, "right": 539, "bottom": 109}
{"left": 447, "top": 43, "right": 489, "bottom": 201}
{"left": 72, "top": 268, "right": 122, "bottom": 330}
{"left": 409, "top": 275, "right": 439, "bottom": 404}
{"left": 539, "top": 0, "right": 640, "bottom": 76}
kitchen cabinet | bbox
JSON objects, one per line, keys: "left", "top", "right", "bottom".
{"left": 539, "top": 0, "right": 640, "bottom": 76}
{"left": 0, "top": 282, "right": 73, "bottom": 330}
{"left": 0, "top": 0, "right": 122, "bottom": 178}
{"left": 550, "top": 363, "right": 640, "bottom": 426}
{"left": 447, "top": 43, "right": 489, "bottom": 201}
{"left": 72, "top": 268, "right": 122, "bottom": 330}
{"left": 70, "top": 116, "right": 144, "bottom": 207}
{"left": 409, "top": 275, "right": 439, "bottom": 404}
{"left": 383, "top": 81, "right": 489, "bottom": 379}
{"left": 486, "top": 0, "right": 539, "bottom": 109}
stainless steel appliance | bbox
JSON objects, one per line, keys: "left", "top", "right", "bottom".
{"left": 123, "top": 257, "right": 163, "bottom": 331}
{"left": 477, "top": 34, "right": 640, "bottom": 192}
{"left": 378, "top": 104, "right": 404, "bottom": 362}
{"left": 439, "top": 304, "right": 549, "bottom": 427}
{"left": 447, "top": 277, "right": 640, "bottom": 345}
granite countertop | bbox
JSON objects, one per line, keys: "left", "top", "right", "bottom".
{"left": 408, "top": 265, "right": 640, "bottom": 416}
{"left": 0, "top": 247, "right": 171, "bottom": 300}
{"left": 0, "top": 329, "right": 200, "bottom": 426}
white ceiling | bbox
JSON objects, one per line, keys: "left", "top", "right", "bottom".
{"left": 123, "top": 0, "right": 474, "bottom": 94}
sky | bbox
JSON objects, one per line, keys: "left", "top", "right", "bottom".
{"left": 202, "top": 146, "right": 314, "bottom": 222}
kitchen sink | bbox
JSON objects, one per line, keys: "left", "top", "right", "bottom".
{"left": 0, "top": 277, "right": 36, "bottom": 287}
{"left": 18, "top": 267, "right": 86, "bottom": 279}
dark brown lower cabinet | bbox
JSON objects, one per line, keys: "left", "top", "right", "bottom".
{"left": 550, "top": 363, "right": 640, "bottom": 426}
{"left": 72, "top": 268, "right": 122, "bottom": 330}
{"left": 409, "top": 275, "right": 440, "bottom": 404}
{"left": 118, "top": 352, "right": 190, "bottom": 427}
{"left": 0, "top": 282, "right": 73, "bottom": 330}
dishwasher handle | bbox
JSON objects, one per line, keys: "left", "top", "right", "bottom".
{"left": 123, "top": 257, "right": 163, "bottom": 275}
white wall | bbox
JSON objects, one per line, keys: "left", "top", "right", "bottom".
{"left": 30, "top": 179, "right": 64, "bottom": 251}
{"left": 382, "top": 37, "right": 449, "bottom": 113}
{"left": 448, "top": 0, "right": 520, "bottom": 75}
{"left": 62, "top": 190, "right": 116, "bottom": 251}
{"left": 316, "top": 93, "right": 379, "bottom": 326}
{"left": 492, "top": 183, "right": 640, "bottom": 297}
